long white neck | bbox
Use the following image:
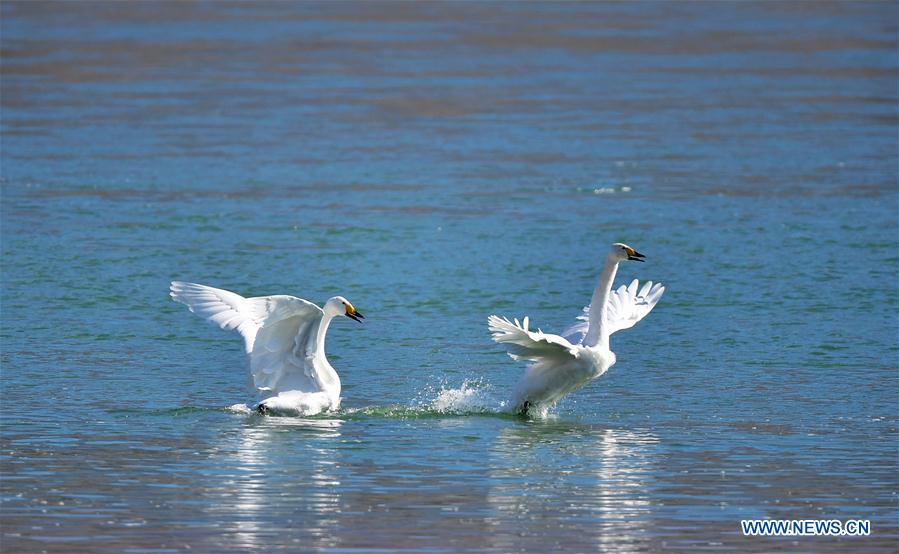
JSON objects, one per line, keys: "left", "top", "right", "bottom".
{"left": 316, "top": 313, "right": 335, "bottom": 354}
{"left": 313, "top": 313, "right": 341, "bottom": 394}
{"left": 583, "top": 253, "right": 620, "bottom": 349}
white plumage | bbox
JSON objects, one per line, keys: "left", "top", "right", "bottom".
{"left": 488, "top": 243, "right": 664, "bottom": 415}
{"left": 170, "top": 282, "right": 363, "bottom": 415}
{"left": 562, "top": 279, "right": 666, "bottom": 344}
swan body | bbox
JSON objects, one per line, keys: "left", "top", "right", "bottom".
{"left": 170, "top": 282, "right": 363, "bottom": 415}
{"left": 488, "top": 243, "right": 664, "bottom": 415}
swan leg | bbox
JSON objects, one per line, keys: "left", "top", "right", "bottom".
{"left": 513, "top": 400, "right": 532, "bottom": 417}
{"left": 256, "top": 403, "right": 269, "bottom": 415}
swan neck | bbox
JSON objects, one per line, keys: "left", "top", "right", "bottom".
{"left": 584, "top": 254, "right": 619, "bottom": 348}
{"left": 314, "top": 313, "right": 341, "bottom": 398}
{"left": 316, "top": 313, "right": 335, "bottom": 354}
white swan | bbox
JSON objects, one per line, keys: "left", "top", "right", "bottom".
{"left": 169, "top": 282, "right": 363, "bottom": 415}
{"left": 488, "top": 243, "right": 664, "bottom": 416}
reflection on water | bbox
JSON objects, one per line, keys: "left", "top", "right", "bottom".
{"left": 487, "top": 423, "right": 658, "bottom": 552}
{"left": 210, "top": 417, "right": 344, "bottom": 552}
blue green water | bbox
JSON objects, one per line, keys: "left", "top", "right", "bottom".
{"left": 2, "top": 2, "right": 897, "bottom": 552}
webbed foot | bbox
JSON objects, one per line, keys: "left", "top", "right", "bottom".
{"left": 514, "top": 400, "right": 532, "bottom": 417}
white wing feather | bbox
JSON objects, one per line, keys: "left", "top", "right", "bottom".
{"left": 242, "top": 295, "right": 324, "bottom": 394}
{"left": 170, "top": 281, "right": 262, "bottom": 352}
{"left": 487, "top": 315, "right": 578, "bottom": 363}
{"left": 562, "top": 279, "right": 665, "bottom": 344}
{"left": 170, "top": 282, "right": 325, "bottom": 394}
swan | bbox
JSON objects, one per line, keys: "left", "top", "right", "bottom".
{"left": 169, "top": 281, "right": 363, "bottom": 415}
{"left": 488, "top": 243, "right": 664, "bottom": 416}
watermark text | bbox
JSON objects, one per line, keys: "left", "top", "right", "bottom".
{"left": 741, "top": 519, "right": 870, "bottom": 537}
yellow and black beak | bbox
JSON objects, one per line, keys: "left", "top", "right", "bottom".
{"left": 624, "top": 246, "right": 645, "bottom": 262}
{"left": 345, "top": 304, "right": 365, "bottom": 323}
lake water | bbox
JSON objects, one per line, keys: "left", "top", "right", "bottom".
{"left": 1, "top": 2, "right": 897, "bottom": 552}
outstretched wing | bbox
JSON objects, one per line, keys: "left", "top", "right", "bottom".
{"left": 562, "top": 279, "right": 665, "bottom": 344}
{"left": 487, "top": 315, "right": 578, "bottom": 363}
{"left": 170, "top": 282, "right": 325, "bottom": 394}
{"left": 247, "top": 295, "right": 325, "bottom": 394}
{"left": 170, "top": 281, "right": 263, "bottom": 352}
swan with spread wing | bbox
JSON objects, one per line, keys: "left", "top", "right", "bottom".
{"left": 488, "top": 243, "right": 664, "bottom": 416}
{"left": 170, "top": 282, "right": 363, "bottom": 415}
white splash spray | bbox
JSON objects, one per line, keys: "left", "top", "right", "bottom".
{"left": 426, "top": 378, "right": 506, "bottom": 414}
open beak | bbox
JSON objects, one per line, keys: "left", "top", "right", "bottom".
{"left": 346, "top": 309, "right": 365, "bottom": 323}
{"left": 624, "top": 247, "right": 646, "bottom": 262}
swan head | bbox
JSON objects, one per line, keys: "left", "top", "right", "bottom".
{"left": 324, "top": 296, "right": 364, "bottom": 322}
{"left": 611, "top": 243, "right": 645, "bottom": 262}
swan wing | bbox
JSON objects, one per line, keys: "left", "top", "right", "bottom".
{"left": 170, "top": 281, "right": 264, "bottom": 352}
{"left": 561, "top": 308, "right": 590, "bottom": 345}
{"left": 240, "top": 295, "right": 325, "bottom": 395}
{"left": 487, "top": 315, "right": 578, "bottom": 363}
{"left": 605, "top": 279, "right": 665, "bottom": 335}
{"left": 170, "top": 282, "right": 326, "bottom": 393}
{"left": 561, "top": 279, "right": 665, "bottom": 343}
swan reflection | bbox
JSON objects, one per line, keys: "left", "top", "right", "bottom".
{"left": 210, "top": 416, "right": 344, "bottom": 552}
{"left": 486, "top": 422, "right": 658, "bottom": 551}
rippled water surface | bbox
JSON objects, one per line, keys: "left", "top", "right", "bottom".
{"left": 2, "top": 2, "right": 897, "bottom": 552}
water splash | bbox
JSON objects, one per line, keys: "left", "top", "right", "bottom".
{"left": 426, "top": 378, "right": 505, "bottom": 414}
{"left": 221, "top": 378, "right": 514, "bottom": 420}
